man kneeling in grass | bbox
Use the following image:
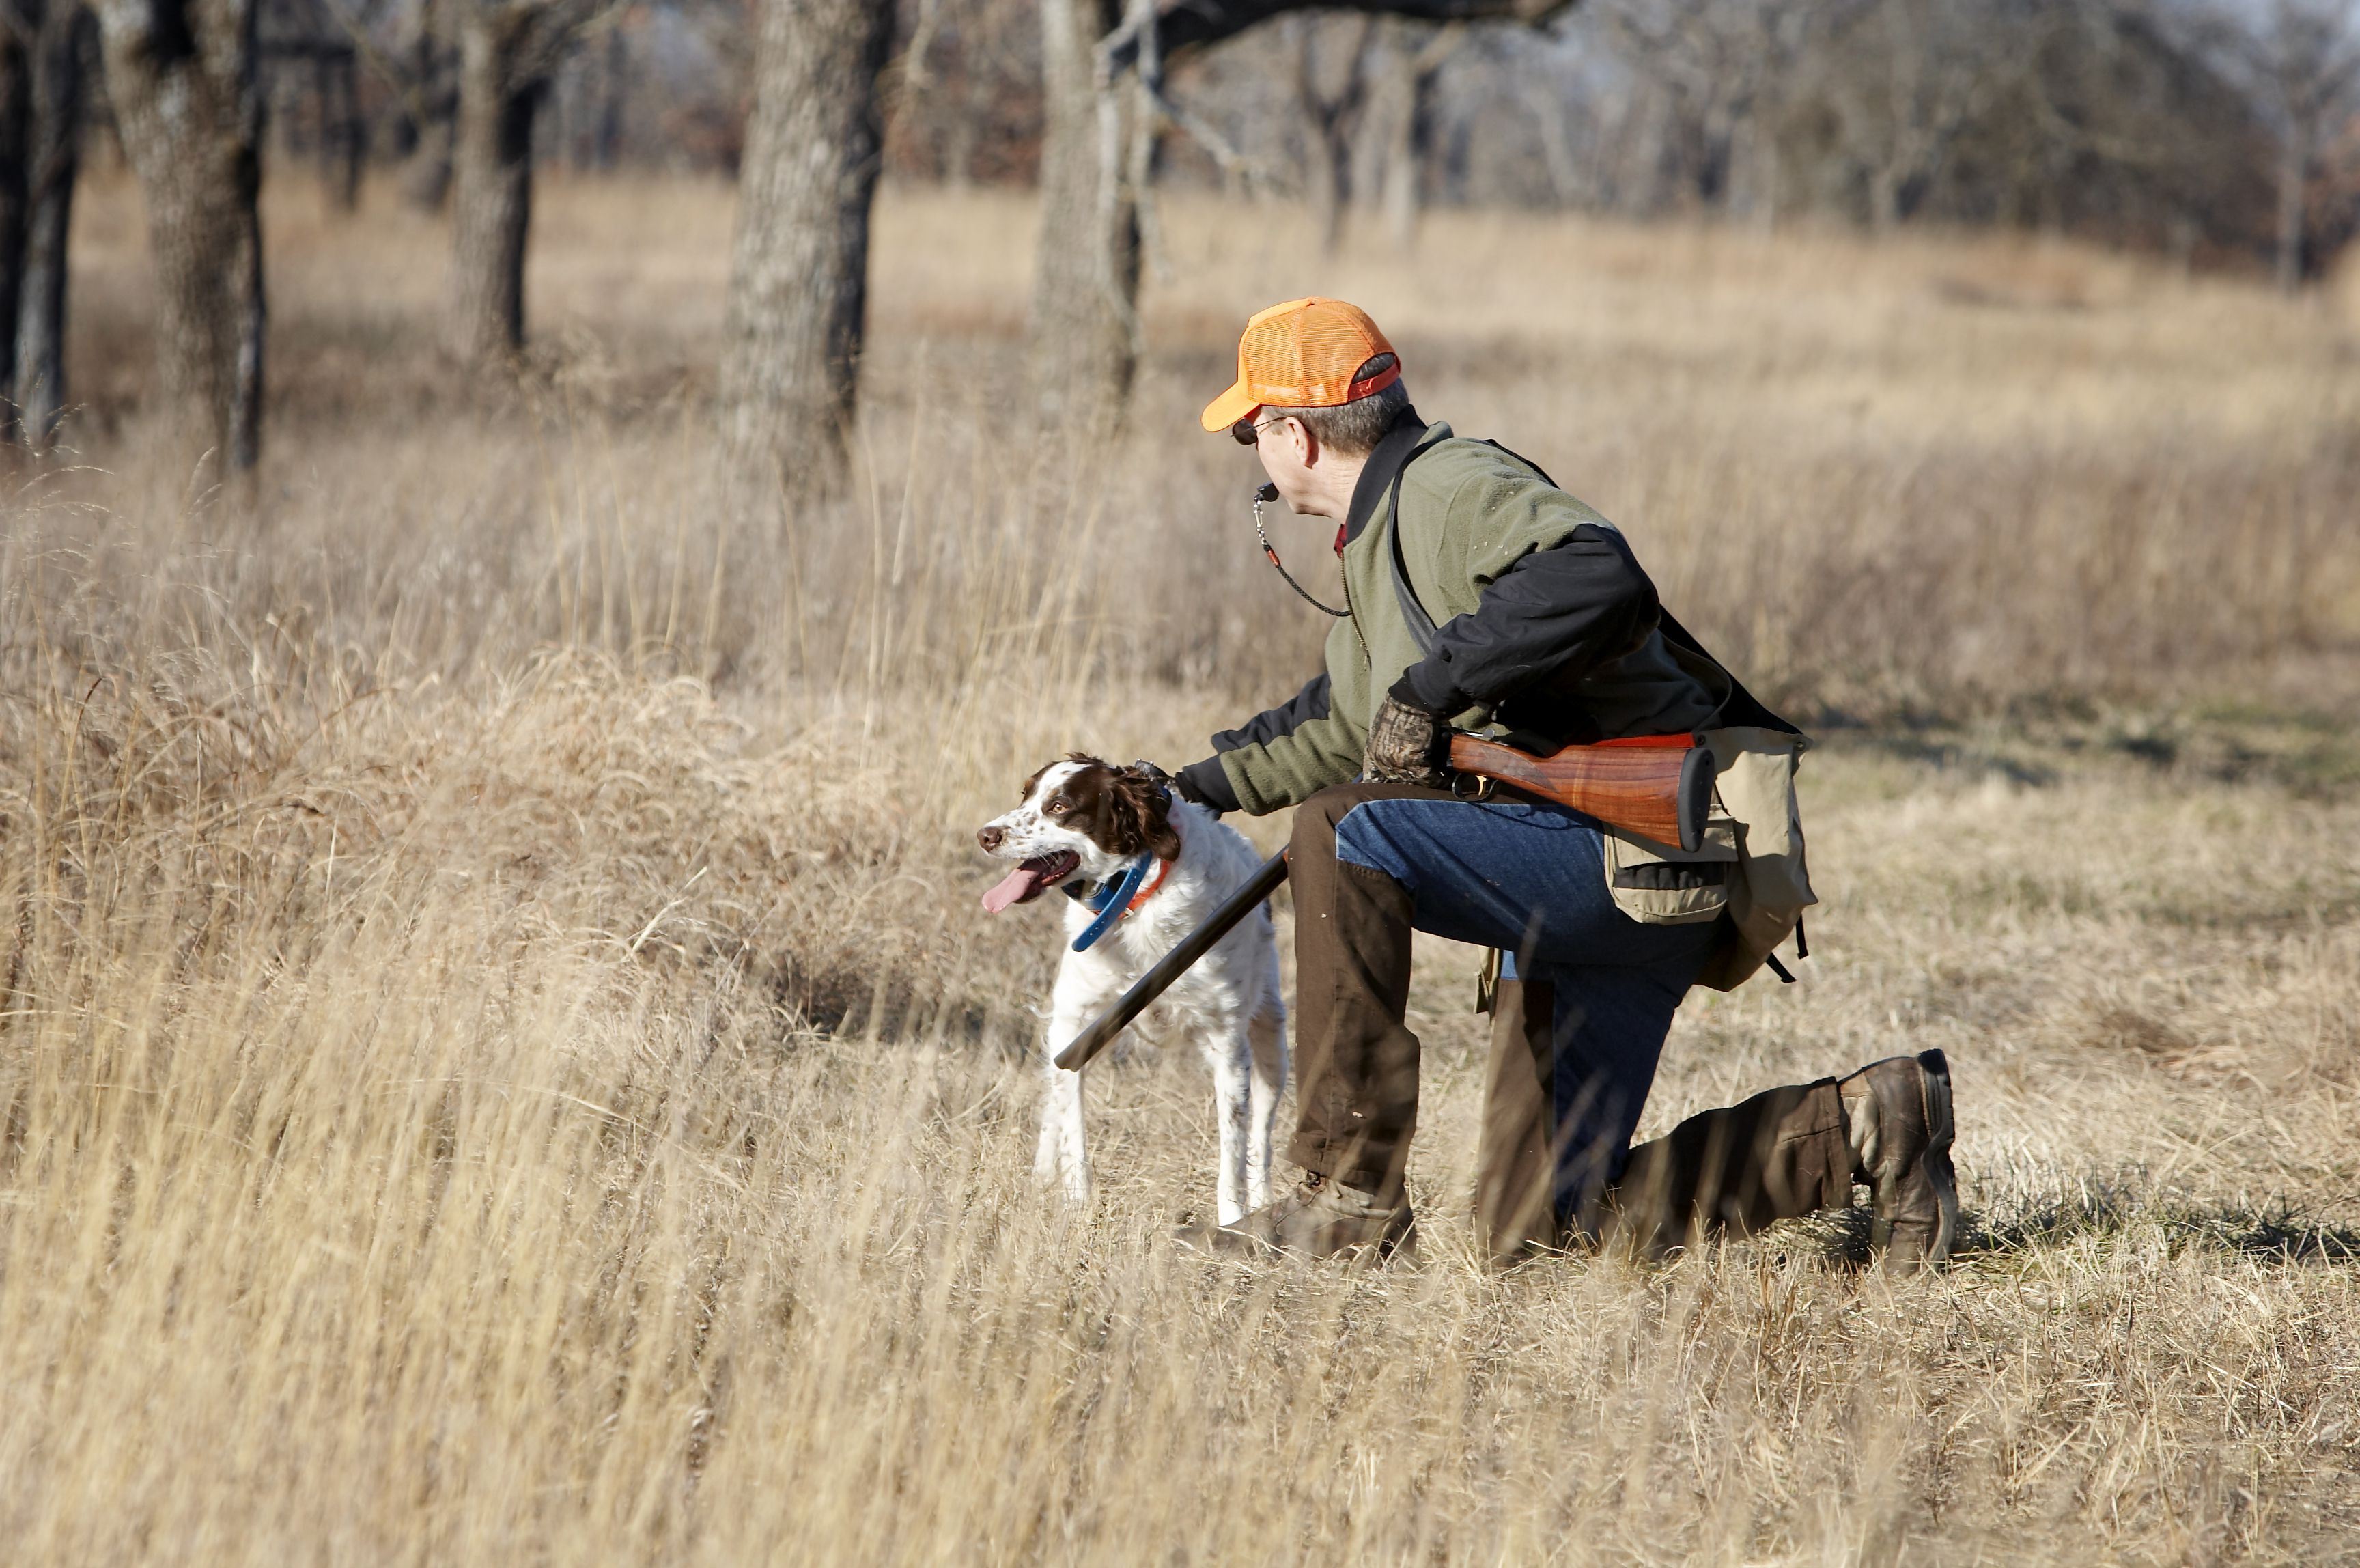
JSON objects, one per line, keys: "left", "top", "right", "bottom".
{"left": 1167, "top": 298, "right": 1958, "bottom": 1269}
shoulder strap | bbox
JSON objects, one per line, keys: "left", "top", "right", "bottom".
{"left": 1387, "top": 436, "right": 1553, "bottom": 656}
{"left": 1386, "top": 473, "right": 1439, "bottom": 656}
{"left": 1478, "top": 438, "right": 1556, "bottom": 487}
{"left": 1343, "top": 408, "right": 1431, "bottom": 544}
{"left": 1384, "top": 436, "right": 1552, "bottom": 658}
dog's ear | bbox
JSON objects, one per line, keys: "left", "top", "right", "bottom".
{"left": 1109, "top": 767, "right": 1183, "bottom": 862}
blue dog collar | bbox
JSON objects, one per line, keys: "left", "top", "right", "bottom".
{"left": 1071, "top": 852, "right": 1155, "bottom": 953}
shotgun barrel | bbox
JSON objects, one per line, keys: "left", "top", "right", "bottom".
{"left": 1052, "top": 849, "right": 1291, "bottom": 1072}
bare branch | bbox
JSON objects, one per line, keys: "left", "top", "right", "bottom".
{"left": 316, "top": 0, "right": 438, "bottom": 128}
{"left": 1106, "top": 0, "right": 1574, "bottom": 75}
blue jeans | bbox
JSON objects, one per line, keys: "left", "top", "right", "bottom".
{"left": 1287, "top": 783, "right": 1718, "bottom": 1212}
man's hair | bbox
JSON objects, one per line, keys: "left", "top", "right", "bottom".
{"left": 1265, "top": 354, "right": 1409, "bottom": 457}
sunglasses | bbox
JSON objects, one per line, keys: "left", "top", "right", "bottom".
{"left": 1231, "top": 414, "right": 1289, "bottom": 447}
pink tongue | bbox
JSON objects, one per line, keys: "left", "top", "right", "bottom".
{"left": 981, "top": 863, "right": 1050, "bottom": 914}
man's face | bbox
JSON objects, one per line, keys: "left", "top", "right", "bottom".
{"left": 1250, "top": 415, "right": 1318, "bottom": 512}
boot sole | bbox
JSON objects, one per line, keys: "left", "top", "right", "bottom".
{"left": 1913, "top": 1048, "right": 1959, "bottom": 1268}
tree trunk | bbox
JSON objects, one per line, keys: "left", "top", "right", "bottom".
{"left": 317, "top": 51, "right": 361, "bottom": 212}
{"left": 1377, "top": 20, "right": 1456, "bottom": 251}
{"left": 95, "top": 0, "right": 265, "bottom": 473}
{"left": 718, "top": 0, "right": 895, "bottom": 501}
{"left": 1028, "top": 0, "right": 1136, "bottom": 430}
{"left": 0, "top": 5, "right": 32, "bottom": 415}
{"left": 400, "top": 0, "right": 454, "bottom": 209}
{"left": 1373, "top": 29, "right": 1416, "bottom": 245}
{"left": 15, "top": 0, "right": 87, "bottom": 451}
{"left": 447, "top": 10, "right": 535, "bottom": 364}
{"left": 2274, "top": 127, "right": 2305, "bottom": 293}
{"left": 1295, "top": 14, "right": 1368, "bottom": 253}
{"left": 591, "top": 22, "right": 623, "bottom": 168}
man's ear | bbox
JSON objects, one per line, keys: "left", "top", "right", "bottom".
{"left": 1287, "top": 416, "right": 1319, "bottom": 469}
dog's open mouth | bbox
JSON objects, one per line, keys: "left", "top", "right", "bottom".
{"left": 980, "top": 850, "right": 1082, "bottom": 914}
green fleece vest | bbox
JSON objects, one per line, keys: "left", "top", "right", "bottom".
{"left": 1218, "top": 421, "right": 1714, "bottom": 816}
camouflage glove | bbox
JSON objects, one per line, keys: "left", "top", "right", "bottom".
{"left": 1362, "top": 693, "right": 1452, "bottom": 786}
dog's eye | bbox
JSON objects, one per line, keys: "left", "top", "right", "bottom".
{"left": 1045, "top": 799, "right": 1068, "bottom": 815}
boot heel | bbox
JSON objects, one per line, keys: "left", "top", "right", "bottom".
{"left": 1913, "top": 1049, "right": 1959, "bottom": 1264}
{"left": 1915, "top": 1049, "right": 1953, "bottom": 1145}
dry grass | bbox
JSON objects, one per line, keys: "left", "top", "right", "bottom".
{"left": 1, "top": 171, "right": 2357, "bottom": 1563}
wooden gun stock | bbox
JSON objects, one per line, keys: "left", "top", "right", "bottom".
{"left": 1448, "top": 733, "right": 1713, "bottom": 852}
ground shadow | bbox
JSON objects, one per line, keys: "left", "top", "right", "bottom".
{"left": 1953, "top": 1178, "right": 2360, "bottom": 1266}
{"left": 1745, "top": 1178, "right": 2360, "bottom": 1272}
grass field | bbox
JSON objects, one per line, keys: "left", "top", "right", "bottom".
{"left": 1, "top": 170, "right": 2357, "bottom": 1563}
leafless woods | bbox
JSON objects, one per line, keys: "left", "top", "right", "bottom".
{"left": 5, "top": 0, "right": 2355, "bottom": 489}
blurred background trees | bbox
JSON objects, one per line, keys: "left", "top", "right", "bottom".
{"left": 717, "top": 0, "right": 894, "bottom": 499}
{"left": 0, "top": 0, "right": 92, "bottom": 449}
{"left": 5, "top": 0, "right": 2356, "bottom": 475}
{"left": 93, "top": 0, "right": 268, "bottom": 472}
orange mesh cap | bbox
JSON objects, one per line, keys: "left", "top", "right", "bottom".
{"left": 1198, "top": 298, "right": 1401, "bottom": 432}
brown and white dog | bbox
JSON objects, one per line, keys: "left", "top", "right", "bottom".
{"left": 977, "top": 756, "right": 1287, "bottom": 1224}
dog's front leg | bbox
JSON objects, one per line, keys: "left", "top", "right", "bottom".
{"left": 1035, "top": 998, "right": 1094, "bottom": 1205}
{"left": 1246, "top": 1001, "right": 1288, "bottom": 1212}
{"left": 1203, "top": 1023, "right": 1252, "bottom": 1225}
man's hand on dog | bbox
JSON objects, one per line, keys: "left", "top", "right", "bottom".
{"left": 1363, "top": 687, "right": 1452, "bottom": 787}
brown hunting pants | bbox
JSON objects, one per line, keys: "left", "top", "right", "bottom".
{"left": 1285, "top": 781, "right": 1855, "bottom": 1265}
{"left": 1474, "top": 975, "right": 1853, "bottom": 1263}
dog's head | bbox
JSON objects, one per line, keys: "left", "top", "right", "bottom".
{"left": 976, "top": 755, "right": 1182, "bottom": 913}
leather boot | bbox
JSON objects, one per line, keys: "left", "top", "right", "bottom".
{"left": 1284, "top": 789, "right": 1430, "bottom": 1196}
{"left": 1176, "top": 1171, "right": 1416, "bottom": 1260}
{"left": 1839, "top": 1049, "right": 1959, "bottom": 1273}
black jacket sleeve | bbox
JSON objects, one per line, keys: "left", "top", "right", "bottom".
{"left": 1392, "top": 526, "right": 1659, "bottom": 715}
{"left": 1176, "top": 673, "right": 1333, "bottom": 813}
{"left": 1211, "top": 673, "right": 1331, "bottom": 751}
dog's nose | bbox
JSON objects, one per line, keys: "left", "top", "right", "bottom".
{"left": 977, "top": 825, "right": 1005, "bottom": 853}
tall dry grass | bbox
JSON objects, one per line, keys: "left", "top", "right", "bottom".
{"left": 1, "top": 173, "right": 2356, "bottom": 1562}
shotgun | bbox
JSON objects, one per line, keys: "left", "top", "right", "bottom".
{"left": 1053, "top": 732, "right": 1713, "bottom": 1072}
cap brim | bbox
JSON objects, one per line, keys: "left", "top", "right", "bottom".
{"left": 1199, "top": 381, "right": 1260, "bottom": 434}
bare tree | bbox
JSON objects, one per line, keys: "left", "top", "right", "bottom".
{"left": 15, "top": 0, "right": 90, "bottom": 449}
{"left": 444, "top": 0, "right": 611, "bottom": 365}
{"left": 262, "top": 1, "right": 366, "bottom": 212}
{"left": 1515, "top": 57, "right": 1582, "bottom": 206}
{"left": 1028, "top": 0, "right": 1140, "bottom": 427}
{"left": 0, "top": 8, "right": 31, "bottom": 425}
{"left": 1293, "top": 13, "right": 1373, "bottom": 251}
{"left": 96, "top": 0, "right": 267, "bottom": 472}
{"left": 885, "top": 0, "right": 1043, "bottom": 186}
{"left": 1367, "top": 18, "right": 1462, "bottom": 247}
{"left": 1029, "top": 0, "right": 1567, "bottom": 430}
{"left": 402, "top": 0, "right": 457, "bottom": 206}
{"left": 315, "top": 42, "right": 363, "bottom": 209}
{"left": 1848, "top": 0, "right": 2022, "bottom": 229}
{"left": 589, "top": 20, "right": 622, "bottom": 167}
{"left": 983, "top": 0, "right": 2311, "bottom": 275}
{"left": 717, "top": 0, "right": 896, "bottom": 501}
{"left": 2240, "top": 1, "right": 2360, "bottom": 288}
{"left": 315, "top": 0, "right": 458, "bottom": 206}
{"left": 1597, "top": 0, "right": 1854, "bottom": 220}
